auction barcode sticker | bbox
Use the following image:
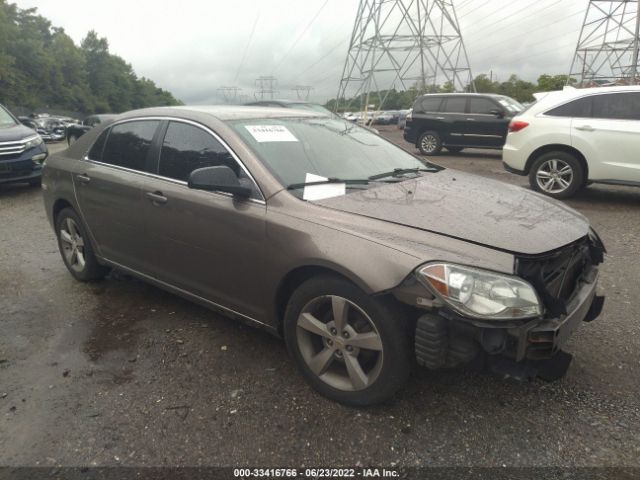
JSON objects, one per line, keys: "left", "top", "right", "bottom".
{"left": 245, "top": 125, "right": 299, "bottom": 143}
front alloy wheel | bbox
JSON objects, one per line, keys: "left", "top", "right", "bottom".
{"left": 296, "top": 295, "right": 383, "bottom": 392}
{"left": 284, "top": 275, "right": 410, "bottom": 406}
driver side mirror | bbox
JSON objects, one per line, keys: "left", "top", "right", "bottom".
{"left": 490, "top": 108, "right": 505, "bottom": 118}
{"left": 188, "top": 165, "right": 252, "bottom": 198}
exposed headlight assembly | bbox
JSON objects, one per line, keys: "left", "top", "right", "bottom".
{"left": 417, "top": 263, "right": 543, "bottom": 320}
{"left": 24, "top": 135, "right": 44, "bottom": 150}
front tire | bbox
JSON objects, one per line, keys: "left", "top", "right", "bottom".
{"left": 417, "top": 130, "right": 442, "bottom": 155}
{"left": 284, "top": 275, "right": 411, "bottom": 406}
{"left": 529, "top": 151, "right": 584, "bottom": 199}
{"left": 55, "top": 208, "right": 109, "bottom": 281}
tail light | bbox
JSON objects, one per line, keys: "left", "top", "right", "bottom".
{"left": 508, "top": 120, "right": 529, "bottom": 133}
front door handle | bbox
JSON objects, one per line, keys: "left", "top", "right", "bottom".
{"left": 575, "top": 125, "right": 595, "bottom": 132}
{"left": 145, "top": 191, "right": 168, "bottom": 205}
{"left": 466, "top": 118, "right": 476, "bottom": 121}
{"left": 76, "top": 173, "right": 91, "bottom": 184}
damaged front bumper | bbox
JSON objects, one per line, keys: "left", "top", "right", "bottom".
{"left": 398, "top": 265, "right": 603, "bottom": 380}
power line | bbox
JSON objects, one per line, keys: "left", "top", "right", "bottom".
{"left": 271, "top": 0, "right": 330, "bottom": 74}
{"left": 234, "top": 10, "right": 261, "bottom": 83}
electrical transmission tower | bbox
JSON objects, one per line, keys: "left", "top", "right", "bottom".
{"left": 336, "top": 0, "right": 475, "bottom": 111}
{"left": 569, "top": 0, "right": 640, "bottom": 86}
{"left": 218, "top": 86, "right": 242, "bottom": 103}
{"left": 292, "top": 85, "right": 314, "bottom": 100}
{"left": 254, "top": 76, "right": 279, "bottom": 100}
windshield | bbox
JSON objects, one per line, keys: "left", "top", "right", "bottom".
{"left": 497, "top": 97, "right": 525, "bottom": 114}
{"left": 0, "top": 105, "right": 18, "bottom": 128}
{"left": 228, "top": 117, "right": 438, "bottom": 195}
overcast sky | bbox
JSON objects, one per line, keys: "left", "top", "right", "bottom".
{"left": 15, "top": 0, "right": 588, "bottom": 104}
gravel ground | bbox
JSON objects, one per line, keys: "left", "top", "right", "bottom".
{"left": 0, "top": 135, "right": 639, "bottom": 468}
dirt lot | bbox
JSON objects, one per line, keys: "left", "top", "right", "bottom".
{"left": 1, "top": 133, "right": 639, "bottom": 468}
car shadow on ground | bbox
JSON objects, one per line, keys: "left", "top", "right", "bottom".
{"left": 0, "top": 182, "right": 41, "bottom": 199}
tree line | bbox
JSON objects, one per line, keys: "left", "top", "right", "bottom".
{"left": 0, "top": 1, "right": 181, "bottom": 115}
{"left": 325, "top": 74, "right": 575, "bottom": 112}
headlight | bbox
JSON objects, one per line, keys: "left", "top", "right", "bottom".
{"left": 417, "top": 263, "right": 543, "bottom": 320}
{"left": 24, "top": 135, "right": 44, "bottom": 150}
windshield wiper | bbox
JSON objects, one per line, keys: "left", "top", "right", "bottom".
{"left": 368, "top": 167, "right": 438, "bottom": 181}
{"left": 286, "top": 178, "right": 371, "bottom": 190}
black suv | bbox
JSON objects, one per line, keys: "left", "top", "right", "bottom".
{"left": 0, "top": 104, "right": 48, "bottom": 186}
{"left": 403, "top": 93, "right": 524, "bottom": 155}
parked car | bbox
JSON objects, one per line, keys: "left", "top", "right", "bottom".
{"left": 34, "top": 117, "right": 66, "bottom": 142}
{"left": 503, "top": 85, "right": 640, "bottom": 199}
{"left": 43, "top": 106, "right": 605, "bottom": 405}
{"left": 66, "top": 114, "right": 118, "bottom": 145}
{"left": 404, "top": 93, "right": 524, "bottom": 155}
{"left": 0, "top": 104, "right": 48, "bottom": 186}
{"left": 372, "top": 111, "right": 398, "bottom": 125}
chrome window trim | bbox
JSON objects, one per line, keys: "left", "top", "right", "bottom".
{"left": 83, "top": 115, "right": 266, "bottom": 204}
{"left": 538, "top": 90, "right": 640, "bottom": 121}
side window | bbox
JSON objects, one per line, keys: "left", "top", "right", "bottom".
{"left": 420, "top": 97, "right": 442, "bottom": 112}
{"left": 444, "top": 97, "right": 467, "bottom": 113}
{"left": 592, "top": 93, "right": 640, "bottom": 120}
{"left": 546, "top": 97, "right": 592, "bottom": 118}
{"left": 469, "top": 98, "right": 499, "bottom": 115}
{"left": 159, "top": 122, "right": 259, "bottom": 198}
{"left": 101, "top": 120, "right": 159, "bottom": 171}
{"left": 87, "top": 129, "right": 109, "bottom": 161}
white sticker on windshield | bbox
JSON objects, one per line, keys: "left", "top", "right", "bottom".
{"left": 245, "top": 125, "right": 299, "bottom": 143}
{"left": 302, "top": 173, "right": 346, "bottom": 201}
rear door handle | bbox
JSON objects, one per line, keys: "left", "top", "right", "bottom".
{"left": 575, "top": 125, "right": 595, "bottom": 132}
{"left": 145, "top": 191, "right": 168, "bottom": 205}
{"left": 466, "top": 118, "right": 476, "bottom": 121}
{"left": 435, "top": 116, "right": 445, "bottom": 120}
{"left": 76, "top": 173, "right": 91, "bottom": 184}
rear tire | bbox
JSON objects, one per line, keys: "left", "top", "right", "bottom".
{"left": 283, "top": 275, "right": 411, "bottom": 406}
{"left": 417, "top": 131, "right": 442, "bottom": 155}
{"left": 55, "top": 207, "right": 109, "bottom": 282}
{"left": 529, "top": 151, "right": 584, "bottom": 199}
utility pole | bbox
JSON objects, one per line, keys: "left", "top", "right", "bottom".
{"left": 568, "top": 0, "right": 640, "bottom": 86}
{"left": 254, "top": 76, "right": 278, "bottom": 100}
{"left": 336, "top": 0, "right": 475, "bottom": 113}
{"left": 292, "top": 85, "right": 314, "bottom": 100}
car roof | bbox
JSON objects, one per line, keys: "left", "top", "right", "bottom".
{"left": 117, "top": 105, "right": 322, "bottom": 121}
{"left": 524, "top": 85, "right": 640, "bottom": 114}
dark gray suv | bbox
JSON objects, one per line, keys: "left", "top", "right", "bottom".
{"left": 42, "top": 106, "right": 605, "bottom": 405}
{"left": 404, "top": 93, "right": 524, "bottom": 155}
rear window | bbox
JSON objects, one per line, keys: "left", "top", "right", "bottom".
{"left": 87, "top": 129, "right": 109, "bottom": 161}
{"left": 443, "top": 97, "right": 466, "bottom": 113}
{"left": 546, "top": 97, "right": 592, "bottom": 118}
{"left": 101, "top": 120, "right": 159, "bottom": 171}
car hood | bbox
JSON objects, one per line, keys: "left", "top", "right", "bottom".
{"left": 314, "top": 170, "right": 590, "bottom": 255}
{"left": 0, "top": 123, "right": 38, "bottom": 142}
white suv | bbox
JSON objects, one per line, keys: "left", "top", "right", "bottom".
{"left": 502, "top": 86, "right": 640, "bottom": 198}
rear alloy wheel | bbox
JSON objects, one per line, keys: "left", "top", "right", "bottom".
{"left": 284, "top": 276, "right": 410, "bottom": 406}
{"left": 417, "top": 130, "right": 442, "bottom": 155}
{"left": 529, "top": 151, "right": 584, "bottom": 199}
{"left": 55, "top": 208, "right": 109, "bottom": 281}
